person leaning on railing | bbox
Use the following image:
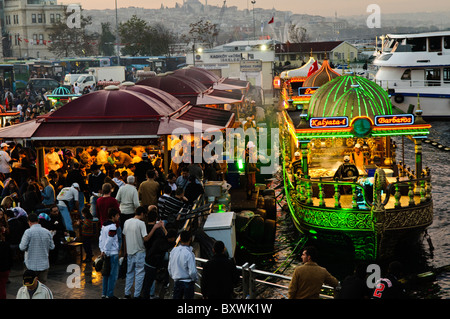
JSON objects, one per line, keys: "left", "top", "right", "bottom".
{"left": 288, "top": 246, "right": 339, "bottom": 299}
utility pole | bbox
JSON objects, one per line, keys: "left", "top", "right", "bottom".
{"left": 251, "top": 1, "right": 256, "bottom": 40}
{"left": 115, "top": 0, "right": 119, "bottom": 58}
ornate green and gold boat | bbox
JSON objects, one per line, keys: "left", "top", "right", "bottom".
{"left": 279, "top": 73, "right": 433, "bottom": 261}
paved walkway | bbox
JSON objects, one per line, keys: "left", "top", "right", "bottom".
{"left": 5, "top": 244, "right": 121, "bottom": 299}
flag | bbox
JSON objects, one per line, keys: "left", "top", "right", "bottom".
{"left": 268, "top": 16, "right": 274, "bottom": 24}
{"left": 307, "top": 60, "right": 318, "bottom": 77}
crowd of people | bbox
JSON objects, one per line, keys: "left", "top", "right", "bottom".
{"left": 0, "top": 141, "right": 241, "bottom": 299}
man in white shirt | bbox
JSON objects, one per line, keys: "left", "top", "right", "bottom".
{"left": 168, "top": 230, "right": 198, "bottom": 299}
{"left": 116, "top": 175, "right": 140, "bottom": 227}
{"left": 44, "top": 148, "right": 62, "bottom": 172}
{"left": 56, "top": 183, "right": 80, "bottom": 233}
{"left": 0, "top": 142, "right": 12, "bottom": 176}
{"left": 19, "top": 213, "right": 55, "bottom": 284}
{"left": 123, "top": 206, "right": 162, "bottom": 299}
{"left": 73, "top": 82, "right": 80, "bottom": 94}
{"left": 17, "top": 103, "right": 24, "bottom": 122}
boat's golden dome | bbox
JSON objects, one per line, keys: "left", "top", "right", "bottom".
{"left": 303, "top": 59, "right": 340, "bottom": 88}
{"left": 308, "top": 75, "right": 393, "bottom": 120}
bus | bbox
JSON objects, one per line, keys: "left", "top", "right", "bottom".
{"left": 97, "top": 56, "right": 120, "bottom": 67}
{"left": 13, "top": 63, "right": 31, "bottom": 92}
{"left": 0, "top": 64, "right": 15, "bottom": 92}
{"left": 147, "top": 56, "right": 186, "bottom": 73}
{"left": 59, "top": 57, "right": 104, "bottom": 74}
{"left": 119, "top": 56, "right": 151, "bottom": 71}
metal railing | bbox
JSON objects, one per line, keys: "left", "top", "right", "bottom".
{"left": 195, "top": 257, "right": 335, "bottom": 299}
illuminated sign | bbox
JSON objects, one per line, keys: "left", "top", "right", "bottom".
{"left": 375, "top": 114, "right": 414, "bottom": 126}
{"left": 298, "top": 87, "right": 319, "bottom": 96}
{"left": 273, "top": 76, "right": 281, "bottom": 89}
{"left": 310, "top": 117, "right": 349, "bottom": 128}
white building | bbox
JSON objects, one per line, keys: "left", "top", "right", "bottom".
{"left": 188, "top": 39, "right": 279, "bottom": 104}
{"left": 2, "top": 0, "right": 67, "bottom": 59}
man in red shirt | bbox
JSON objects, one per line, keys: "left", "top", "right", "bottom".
{"left": 97, "top": 183, "right": 120, "bottom": 226}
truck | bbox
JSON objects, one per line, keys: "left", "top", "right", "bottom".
{"left": 75, "top": 66, "right": 126, "bottom": 91}
{"left": 64, "top": 73, "right": 88, "bottom": 87}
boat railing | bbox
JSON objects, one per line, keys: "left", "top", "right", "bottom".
{"left": 291, "top": 171, "right": 432, "bottom": 210}
{"left": 375, "top": 79, "right": 448, "bottom": 89}
{"left": 195, "top": 257, "right": 335, "bottom": 299}
{"left": 293, "top": 174, "right": 370, "bottom": 210}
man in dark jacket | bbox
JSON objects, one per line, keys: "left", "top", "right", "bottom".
{"left": 201, "top": 240, "right": 239, "bottom": 299}
{"left": 88, "top": 163, "right": 106, "bottom": 218}
{"left": 142, "top": 221, "right": 177, "bottom": 299}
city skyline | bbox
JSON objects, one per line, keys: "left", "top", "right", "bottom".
{"left": 62, "top": 0, "right": 450, "bottom": 17}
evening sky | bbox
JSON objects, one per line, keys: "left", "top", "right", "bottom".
{"left": 62, "top": 0, "right": 449, "bottom": 17}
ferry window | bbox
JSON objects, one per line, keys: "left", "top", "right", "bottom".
{"left": 395, "top": 39, "right": 410, "bottom": 52}
{"left": 444, "top": 37, "right": 450, "bottom": 49}
{"left": 425, "top": 68, "right": 440, "bottom": 86}
{"left": 428, "top": 37, "right": 442, "bottom": 52}
{"left": 406, "top": 38, "right": 426, "bottom": 52}
{"left": 401, "top": 69, "right": 411, "bottom": 80}
{"left": 444, "top": 68, "right": 450, "bottom": 84}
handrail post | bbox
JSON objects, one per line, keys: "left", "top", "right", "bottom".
{"left": 241, "top": 262, "right": 249, "bottom": 299}
{"left": 249, "top": 264, "right": 256, "bottom": 299}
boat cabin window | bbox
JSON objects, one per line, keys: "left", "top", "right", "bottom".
{"left": 382, "top": 39, "right": 395, "bottom": 52}
{"left": 406, "top": 38, "right": 426, "bottom": 52}
{"left": 444, "top": 37, "right": 450, "bottom": 50}
{"left": 401, "top": 69, "right": 411, "bottom": 80}
{"left": 428, "top": 36, "right": 442, "bottom": 52}
{"left": 425, "top": 68, "right": 441, "bottom": 86}
{"left": 443, "top": 68, "right": 450, "bottom": 84}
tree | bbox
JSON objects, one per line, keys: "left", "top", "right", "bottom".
{"left": 288, "top": 24, "right": 309, "bottom": 43}
{"left": 149, "top": 23, "right": 177, "bottom": 56}
{"left": 48, "top": 14, "right": 98, "bottom": 57}
{"left": 118, "top": 15, "right": 176, "bottom": 56}
{"left": 98, "top": 22, "right": 116, "bottom": 56}
{"left": 182, "top": 19, "right": 218, "bottom": 49}
{"left": 118, "top": 15, "right": 149, "bottom": 56}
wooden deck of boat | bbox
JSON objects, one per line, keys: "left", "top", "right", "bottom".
{"left": 229, "top": 187, "right": 259, "bottom": 211}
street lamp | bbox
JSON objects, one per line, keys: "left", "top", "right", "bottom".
{"left": 251, "top": 0, "right": 256, "bottom": 40}
{"left": 115, "top": 0, "right": 120, "bottom": 57}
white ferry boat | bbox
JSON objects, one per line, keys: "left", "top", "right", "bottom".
{"left": 373, "top": 31, "right": 450, "bottom": 118}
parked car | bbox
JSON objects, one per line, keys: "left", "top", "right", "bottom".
{"left": 27, "top": 78, "right": 60, "bottom": 93}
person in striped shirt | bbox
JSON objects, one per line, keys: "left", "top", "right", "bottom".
{"left": 19, "top": 213, "right": 55, "bottom": 284}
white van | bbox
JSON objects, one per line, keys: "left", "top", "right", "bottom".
{"left": 64, "top": 74, "right": 88, "bottom": 86}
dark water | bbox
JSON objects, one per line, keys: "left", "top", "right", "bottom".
{"left": 236, "top": 121, "right": 450, "bottom": 299}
